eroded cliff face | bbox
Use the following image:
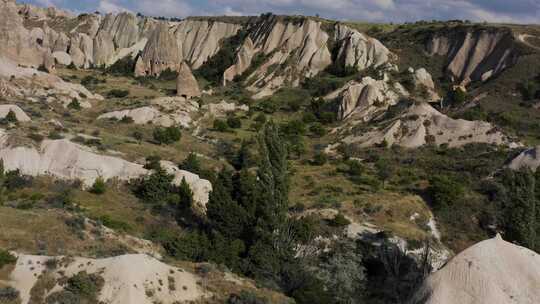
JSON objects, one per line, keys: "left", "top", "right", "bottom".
{"left": 426, "top": 27, "right": 517, "bottom": 85}
{"left": 223, "top": 17, "right": 392, "bottom": 98}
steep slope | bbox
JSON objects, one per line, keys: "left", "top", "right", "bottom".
{"left": 411, "top": 235, "right": 540, "bottom": 304}
{"left": 426, "top": 26, "right": 517, "bottom": 85}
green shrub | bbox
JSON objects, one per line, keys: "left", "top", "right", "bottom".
{"left": 153, "top": 126, "right": 181, "bottom": 145}
{"left": 521, "top": 80, "right": 539, "bottom": 101}
{"left": 5, "top": 110, "right": 17, "bottom": 123}
{"left": 450, "top": 87, "right": 467, "bottom": 105}
{"left": 67, "top": 99, "right": 81, "bottom": 110}
{"left": 89, "top": 177, "right": 106, "bottom": 194}
{"left": 180, "top": 153, "right": 201, "bottom": 175}
{"left": 95, "top": 215, "right": 132, "bottom": 232}
{"left": 105, "top": 56, "right": 135, "bottom": 76}
{"left": 120, "top": 115, "right": 134, "bottom": 123}
{"left": 227, "top": 291, "right": 268, "bottom": 304}
{"left": 309, "top": 123, "right": 326, "bottom": 137}
{"left": 428, "top": 174, "right": 465, "bottom": 209}
{"left": 107, "top": 89, "right": 129, "bottom": 98}
{"left": 213, "top": 119, "right": 229, "bottom": 132}
{"left": 226, "top": 116, "right": 242, "bottom": 129}
{"left": 328, "top": 213, "right": 351, "bottom": 227}
{"left": 0, "top": 249, "right": 16, "bottom": 268}
{"left": 312, "top": 152, "right": 328, "bottom": 166}
{"left": 0, "top": 287, "right": 20, "bottom": 303}
{"left": 65, "top": 271, "right": 104, "bottom": 299}
{"left": 48, "top": 131, "right": 64, "bottom": 140}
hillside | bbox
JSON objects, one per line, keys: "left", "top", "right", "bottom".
{"left": 1, "top": 0, "right": 540, "bottom": 303}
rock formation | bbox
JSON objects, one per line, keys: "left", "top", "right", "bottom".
{"left": 412, "top": 68, "right": 441, "bottom": 102}
{"left": 135, "top": 23, "right": 180, "bottom": 76}
{"left": 0, "top": 57, "right": 102, "bottom": 107}
{"left": 508, "top": 146, "right": 540, "bottom": 171}
{"left": 0, "top": 129, "right": 212, "bottom": 208}
{"left": 339, "top": 102, "right": 509, "bottom": 148}
{"left": 326, "top": 77, "right": 406, "bottom": 121}
{"left": 427, "top": 27, "right": 516, "bottom": 85}
{"left": 176, "top": 61, "right": 201, "bottom": 99}
{"left": 201, "top": 100, "right": 250, "bottom": 118}
{"left": 175, "top": 19, "right": 242, "bottom": 69}
{"left": 8, "top": 253, "right": 204, "bottom": 304}
{"left": 98, "top": 103, "right": 197, "bottom": 128}
{"left": 411, "top": 235, "right": 540, "bottom": 304}
{"left": 0, "top": 0, "right": 46, "bottom": 68}
{"left": 333, "top": 24, "right": 391, "bottom": 71}
{"left": 223, "top": 37, "right": 256, "bottom": 85}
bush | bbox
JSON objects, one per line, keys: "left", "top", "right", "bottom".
{"left": 328, "top": 213, "right": 351, "bottom": 227}
{"left": 180, "top": 153, "right": 201, "bottom": 175}
{"left": 312, "top": 152, "right": 328, "bottom": 166}
{"left": 450, "top": 87, "right": 467, "bottom": 105}
{"left": 213, "top": 119, "right": 229, "bottom": 132}
{"left": 521, "top": 80, "right": 539, "bottom": 101}
{"left": 0, "top": 249, "right": 16, "bottom": 268}
{"left": 105, "top": 56, "right": 135, "bottom": 76}
{"left": 89, "top": 177, "right": 106, "bottom": 194}
{"left": 107, "top": 89, "right": 129, "bottom": 98}
{"left": 0, "top": 287, "right": 20, "bottom": 303}
{"left": 226, "top": 116, "right": 242, "bottom": 129}
{"left": 227, "top": 291, "right": 268, "bottom": 304}
{"left": 65, "top": 271, "right": 104, "bottom": 299}
{"left": 68, "top": 99, "right": 81, "bottom": 110}
{"left": 5, "top": 110, "right": 17, "bottom": 123}
{"left": 120, "top": 116, "right": 134, "bottom": 123}
{"left": 309, "top": 123, "right": 326, "bottom": 137}
{"left": 153, "top": 126, "right": 181, "bottom": 145}
{"left": 132, "top": 130, "right": 143, "bottom": 143}
{"left": 428, "top": 174, "right": 465, "bottom": 209}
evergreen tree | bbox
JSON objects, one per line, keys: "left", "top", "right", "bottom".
{"left": 180, "top": 153, "right": 201, "bottom": 175}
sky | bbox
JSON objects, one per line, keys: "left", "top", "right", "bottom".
{"left": 26, "top": 0, "right": 540, "bottom": 24}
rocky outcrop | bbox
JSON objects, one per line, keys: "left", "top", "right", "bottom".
{"left": 223, "top": 37, "right": 256, "bottom": 85}
{"left": 93, "top": 30, "right": 115, "bottom": 66}
{"left": 175, "top": 19, "right": 242, "bottom": 69}
{"left": 8, "top": 253, "right": 203, "bottom": 304}
{"left": 333, "top": 24, "right": 391, "bottom": 71}
{"left": 0, "top": 0, "right": 46, "bottom": 68}
{"left": 427, "top": 27, "right": 516, "bottom": 85}
{"left": 0, "top": 137, "right": 147, "bottom": 188}
{"left": 0, "top": 127, "right": 211, "bottom": 207}
{"left": 243, "top": 18, "right": 333, "bottom": 99}
{"left": 411, "top": 235, "right": 540, "bottom": 304}
{"left": 340, "top": 102, "right": 509, "bottom": 148}
{"left": 176, "top": 61, "right": 201, "bottom": 99}
{"left": 326, "top": 77, "right": 406, "bottom": 121}
{"left": 98, "top": 104, "right": 196, "bottom": 128}
{"left": 0, "top": 57, "right": 102, "bottom": 107}
{"left": 411, "top": 68, "right": 441, "bottom": 102}
{"left": 0, "top": 104, "right": 31, "bottom": 122}
{"left": 508, "top": 146, "right": 540, "bottom": 171}
{"left": 202, "top": 100, "right": 249, "bottom": 117}
{"left": 52, "top": 51, "right": 72, "bottom": 66}
{"left": 135, "top": 23, "right": 180, "bottom": 76}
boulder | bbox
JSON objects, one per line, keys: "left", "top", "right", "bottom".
{"left": 508, "top": 146, "right": 540, "bottom": 171}
{"left": 412, "top": 68, "right": 441, "bottom": 102}
{"left": 176, "top": 62, "right": 201, "bottom": 99}
{"left": 98, "top": 105, "right": 195, "bottom": 128}
{"left": 411, "top": 235, "right": 540, "bottom": 304}
{"left": 202, "top": 100, "right": 249, "bottom": 117}
{"left": 161, "top": 161, "right": 213, "bottom": 211}
{"left": 52, "top": 51, "right": 72, "bottom": 66}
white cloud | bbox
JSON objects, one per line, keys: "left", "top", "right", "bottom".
{"left": 98, "top": 0, "right": 131, "bottom": 13}
{"left": 134, "top": 0, "right": 194, "bottom": 17}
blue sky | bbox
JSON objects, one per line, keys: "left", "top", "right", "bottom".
{"left": 26, "top": 0, "right": 540, "bottom": 24}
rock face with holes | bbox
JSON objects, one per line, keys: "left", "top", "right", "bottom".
{"left": 411, "top": 235, "right": 540, "bottom": 304}
{"left": 176, "top": 61, "right": 201, "bottom": 99}
{"left": 339, "top": 102, "right": 509, "bottom": 148}
{"left": 427, "top": 27, "right": 517, "bottom": 85}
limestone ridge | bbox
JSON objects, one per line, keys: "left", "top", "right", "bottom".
{"left": 426, "top": 27, "right": 517, "bottom": 85}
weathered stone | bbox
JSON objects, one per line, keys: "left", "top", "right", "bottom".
{"left": 176, "top": 62, "right": 201, "bottom": 99}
